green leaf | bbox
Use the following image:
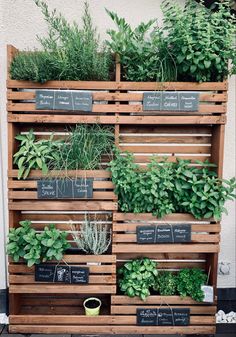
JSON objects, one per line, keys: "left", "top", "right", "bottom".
{"left": 204, "top": 60, "right": 211, "bottom": 69}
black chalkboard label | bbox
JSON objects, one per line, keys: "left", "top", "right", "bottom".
{"left": 173, "top": 224, "right": 191, "bottom": 242}
{"left": 57, "top": 180, "right": 73, "bottom": 199}
{"left": 173, "top": 308, "right": 190, "bottom": 326}
{"left": 35, "top": 90, "right": 93, "bottom": 111}
{"left": 54, "top": 91, "right": 73, "bottom": 110}
{"left": 155, "top": 225, "right": 173, "bottom": 243}
{"left": 37, "top": 178, "right": 93, "bottom": 199}
{"left": 143, "top": 91, "right": 199, "bottom": 112}
{"left": 73, "top": 178, "right": 93, "bottom": 198}
{"left": 73, "top": 91, "right": 93, "bottom": 111}
{"left": 36, "top": 90, "right": 54, "bottom": 110}
{"left": 137, "top": 308, "right": 157, "bottom": 326}
{"left": 71, "top": 267, "right": 89, "bottom": 284}
{"left": 137, "top": 226, "right": 156, "bottom": 244}
{"left": 37, "top": 180, "right": 57, "bottom": 199}
{"left": 162, "top": 92, "right": 179, "bottom": 111}
{"left": 143, "top": 92, "right": 162, "bottom": 110}
{"left": 55, "top": 266, "right": 71, "bottom": 283}
{"left": 35, "top": 264, "right": 55, "bottom": 282}
{"left": 179, "top": 92, "right": 199, "bottom": 111}
{"left": 157, "top": 308, "right": 175, "bottom": 326}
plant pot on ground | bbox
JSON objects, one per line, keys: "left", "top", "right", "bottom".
{"left": 83, "top": 297, "right": 102, "bottom": 316}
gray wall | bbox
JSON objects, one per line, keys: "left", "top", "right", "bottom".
{"left": 0, "top": 0, "right": 235, "bottom": 293}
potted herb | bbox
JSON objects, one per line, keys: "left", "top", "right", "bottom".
{"left": 83, "top": 297, "right": 102, "bottom": 316}
{"left": 153, "top": 271, "right": 177, "bottom": 296}
{"left": 7, "top": 220, "right": 70, "bottom": 267}
{"left": 118, "top": 258, "right": 158, "bottom": 301}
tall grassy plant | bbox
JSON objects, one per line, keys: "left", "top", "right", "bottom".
{"left": 10, "top": 1, "right": 113, "bottom": 82}
{"left": 49, "top": 124, "right": 114, "bottom": 172}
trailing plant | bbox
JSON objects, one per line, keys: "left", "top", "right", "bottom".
{"left": 49, "top": 124, "right": 114, "bottom": 172}
{"left": 153, "top": 271, "right": 177, "bottom": 296}
{"left": 106, "top": 10, "right": 177, "bottom": 81}
{"left": 71, "top": 216, "right": 111, "bottom": 255}
{"left": 176, "top": 268, "right": 207, "bottom": 302}
{"left": 109, "top": 149, "right": 236, "bottom": 220}
{"left": 7, "top": 221, "right": 70, "bottom": 267}
{"left": 118, "top": 258, "right": 158, "bottom": 301}
{"left": 162, "top": 0, "right": 236, "bottom": 82}
{"left": 10, "top": 1, "right": 113, "bottom": 82}
{"left": 13, "top": 130, "right": 61, "bottom": 179}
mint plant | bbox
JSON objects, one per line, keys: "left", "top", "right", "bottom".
{"left": 153, "top": 271, "right": 177, "bottom": 296}
{"left": 118, "top": 258, "right": 158, "bottom": 301}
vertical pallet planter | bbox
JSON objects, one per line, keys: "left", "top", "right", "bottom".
{"left": 7, "top": 44, "right": 228, "bottom": 334}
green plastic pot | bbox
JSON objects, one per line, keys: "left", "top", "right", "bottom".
{"left": 83, "top": 297, "right": 101, "bottom": 316}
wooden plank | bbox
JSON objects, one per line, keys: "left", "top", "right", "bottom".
{"left": 113, "top": 223, "right": 220, "bottom": 232}
{"left": 7, "top": 78, "right": 228, "bottom": 90}
{"left": 9, "top": 284, "right": 116, "bottom": 294}
{"left": 211, "top": 124, "right": 225, "bottom": 177}
{"left": 7, "top": 91, "right": 228, "bottom": 102}
{"left": 111, "top": 295, "right": 215, "bottom": 305}
{"left": 8, "top": 325, "right": 216, "bottom": 334}
{"left": 113, "top": 212, "right": 215, "bottom": 222}
{"left": 7, "top": 102, "right": 226, "bottom": 114}
{"left": 120, "top": 135, "right": 212, "bottom": 144}
{"left": 9, "top": 275, "right": 115, "bottom": 284}
{"left": 8, "top": 169, "right": 111, "bottom": 179}
{"left": 120, "top": 145, "right": 211, "bottom": 154}
{"left": 112, "top": 243, "right": 219, "bottom": 253}
{"left": 9, "top": 201, "right": 118, "bottom": 211}
{"left": 8, "top": 180, "right": 114, "bottom": 189}
{"left": 8, "top": 114, "right": 227, "bottom": 125}
{"left": 8, "top": 191, "right": 117, "bottom": 200}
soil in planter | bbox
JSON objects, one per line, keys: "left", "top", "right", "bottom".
{"left": 85, "top": 299, "right": 100, "bottom": 309}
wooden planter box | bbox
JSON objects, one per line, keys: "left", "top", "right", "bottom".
{"left": 110, "top": 295, "right": 216, "bottom": 335}
{"left": 113, "top": 213, "right": 220, "bottom": 254}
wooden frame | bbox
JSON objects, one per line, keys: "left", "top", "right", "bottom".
{"left": 7, "top": 44, "right": 227, "bottom": 334}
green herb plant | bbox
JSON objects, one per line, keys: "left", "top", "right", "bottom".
{"left": 162, "top": 0, "right": 236, "bottom": 81}
{"left": 49, "top": 124, "right": 114, "bottom": 172}
{"left": 118, "top": 258, "right": 158, "bottom": 301}
{"left": 13, "top": 130, "right": 61, "bottom": 179}
{"left": 71, "top": 215, "right": 111, "bottom": 255}
{"left": 7, "top": 221, "right": 70, "bottom": 267}
{"left": 176, "top": 268, "right": 207, "bottom": 302}
{"left": 10, "top": 1, "right": 112, "bottom": 83}
{"left": 109, "top": 149, "right": 236, "bottom": 220}
{"left": 106, "top": 10, "right": 176, "bottom": 81}
{"left": 153, "top": 271, "right": 177, "bottom": 296}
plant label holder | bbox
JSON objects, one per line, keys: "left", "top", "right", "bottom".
{"left": 137, "top": 307, "right": 190, "bottom": 326}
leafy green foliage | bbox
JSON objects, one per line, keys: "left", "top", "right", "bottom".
{"left": 106, "top": 10, "right": 177, "bottom": 81}
{"left": 10, "top": 1, "right": 113, "bottom": 82}
{"left": 118, "top": 258, "right": 158, "bottom": 301}
{"left": 176, "top": 268, "right": 207, "bottom": 302}
{"left": 49, "top": 124, "right": 114, "bottom": 172}
{"left": 109, "top": 149, "right": 236, "bottom": 220}
{"left": 162, "top": 0, "right": 236, "bottom": 81}
{"left": 7, "top": 221, "right": 70, "bottom": 267}
{"left": 71, "top": 216, "right": 111, "bottom": 255}
{"left": 153, "top": 271, "right": 177, "bottom": 296}
{"left": 13, "top": 130, "right": 62, "bottom": 179}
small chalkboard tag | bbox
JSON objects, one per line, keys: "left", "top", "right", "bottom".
{"left": 37, "top": 180, "right": 57, "bottom": 199}
{"left": 54, "top": 90, "right": 73, "bottom": 110}
{"left": 57, "top": 180, "right": 73, "bottom": 199}
{"left": 179, "top": 92, "right": 199, "bottom": 111}
{"left": 137, "top": 226, "right": 156, "bottom": 244}
{"left": 36, "top": 90, "right": 54, "bottom": 110}
{"left": 143, "top": 92, "right": 162, "bottom": 111}
{"left": 55, "top": 265, "right": 71, "bottom": 283}
{"left": 73, "top": 178, "right": 93, "bottom": 198}
{"left": 155, "top": 225, "right": 173, "bottom": 243}
{"left": 35, "top": 264, "right": 55, "bottom": 282}
{"left": 71, "top": 267, "right": 89, "bottom": 284}
{"left": 137, "top": 308, "right": 157, "bottom": 326}
{"left": 173, "top": 308, "right": 190, "bottom": 326}
{"left": 173, "top": 224, "right": 191, "bottom": 243}
{"left": 72, "top": 91, "right": 93, "bottom": 112}
{"left": 201, "top": 285, "right": 214, "bottom": 303}
{"left": 162, "top": 92, "right": 179, "bottom": 111}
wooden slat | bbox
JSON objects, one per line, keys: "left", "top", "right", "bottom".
{"left": 8, "top": 191, "right": 116, "bottom": 200}
{"left": 112, "top": 243, "right": 219, "bottom": 253}
{"left": 8, "top": 180, "right": 114, "bottom": 189}
{"left": 9, "top": 201, "right": 118, "bottom": 211}
{"left": 8, "top": 169, "right": 111, "bottom": 179}
{"left": 113, "top": 223, "right": 220, "bottom": 232}
{"left": 111, "top": 295, "right": 215, "bottom": 305}
{"left": 7, "top": 91, "right": 228, "bottom": 102}
{"left": 120, "top": 145, "right": 211, "bottom": 154}
{"left": 8, "top": 114, "right": 227, "bottom": 124}
{"left": 113, "top": 212, "right": 214, "bottom": 222}
{"left": 9, "top": 275, "right": 115, "bottom": 284}
{"left": 7, "top": 79, "right": 228, "bottom": 90}
{"left": 120, "top": 135, "right": 211, "bottom": 144}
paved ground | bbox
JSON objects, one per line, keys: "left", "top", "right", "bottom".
{"left": 1, "top": 325, "right": 235, "bottom": 337}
